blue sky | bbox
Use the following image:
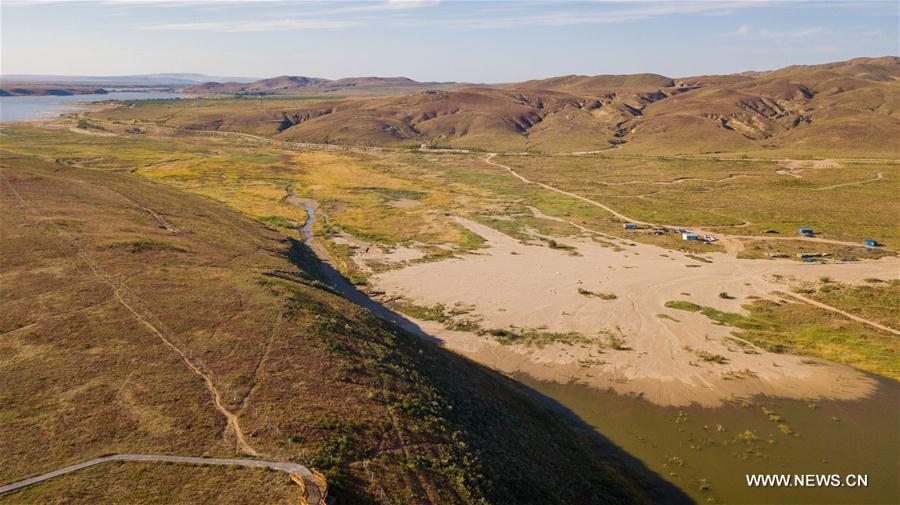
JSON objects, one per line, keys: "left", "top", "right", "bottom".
{"left": 2, "top": 1, "right": 897, "bottom": 82}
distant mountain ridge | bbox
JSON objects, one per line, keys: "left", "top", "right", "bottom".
{"left": 1, "top": 73, "right": 259, "bottom": 86}
{"left": 96, "top": 56, "right": 900, "bottom": 157}
{"left": 182, "top": 75, "right": 457, "bottom": 95}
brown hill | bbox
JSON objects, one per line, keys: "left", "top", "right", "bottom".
{"left": 513, "top": 73, "right": 675, "bottom": 94}
{"left": 0, "top": 154, "right": 684, "bottom": 504}
{"left": 119, "top": 57, "right": 900, "bottom": 157}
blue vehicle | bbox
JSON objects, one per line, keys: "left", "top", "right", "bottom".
{"left": 799, "top": 227, "right": 814, "bottom": 236}
{"left": 865, "top": 239, "right": 880, "bottom": 247}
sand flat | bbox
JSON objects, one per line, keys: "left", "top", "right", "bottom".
{"left": 372, "top": 217, "right": 899, "bottom": 406}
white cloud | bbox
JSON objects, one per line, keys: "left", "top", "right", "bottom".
{"left": 142, "top": 18, "right": 360, "bottom": 31}
{"left": 723, "top": 24, "right": 825, "bottom": 39}
{"left": 137, "top": 0, "right": 440, "bottom": 30}
{"left": 459, "top": 1, "right": 758, "bottom": 29}
{"left": 135, "top": 0, "right": 764, "bottom": 32}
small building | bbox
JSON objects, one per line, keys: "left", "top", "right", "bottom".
{"left": 865, "top": 239, "right": 880, "bottom": 247}
{"left": 682, "top": 232, "right": 700, "bottom": 241}
{"left": 799, "top": 227, "right": 814, "bottom": 236}
{"left": 623, "top": 223, "right": 638, "bottom": 230}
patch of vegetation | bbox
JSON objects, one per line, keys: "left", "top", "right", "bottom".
{"left": 387, "top": 299, "right": 447, "bottom": 322}
{"left": 599, "top": 328, "right": 632, "bottom": 351}
{"left": 257, "top": 214, "right": 298, "bottom": 229}
{"left": 387, "top": 299, "right": 483, "bottom": 333}
{"left": 578, "top": 288, "right": 617, "bottom": 300}
{"left": 811, "top": 279, "right": 899, "bottom": 331}
{"left": 481, "top": 326, "right": 591, "bottom": 348}
{"left": 696, "top": 350, "right": 728, "bottom": 364}
{"left": 664, "top": 300, "right": 702, "bottom": 312}
{"left": 76, "top": 118, "right": 107, "bottom": 131}
{"left": 670, "top": 294, "right": 898, "bottom": 378}
{"left": 664, "top": 300, "right": 747, "bottom": 326}
{"left": 357, "top": 186, "right": 429, "bottom": 200}
{"left": 110, "top": 238, "right": 188, "bottom": 254}
{"left": 539, "top": 236, "right": 579, "bottom": 255}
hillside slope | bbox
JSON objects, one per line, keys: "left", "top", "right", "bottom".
{"left": 120, "top": 57, "right": 899, "bottom": 157}
{"left": 0, "top": 154, "right": 685, "bottom": 504}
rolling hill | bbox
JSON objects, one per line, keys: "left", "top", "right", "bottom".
{"left": 118, "top": 57, "right": 899, "bottom": 157}
{"left": 0, "top": 153, "right": 684, "bottom": 504}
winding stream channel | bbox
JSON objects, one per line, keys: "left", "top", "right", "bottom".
{"left": 299, "top": 205, "right": 899, "bottom": 505}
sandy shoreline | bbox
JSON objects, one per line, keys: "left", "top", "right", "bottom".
{"left": 367, "top": 217, "right": 897, "bottom": 407}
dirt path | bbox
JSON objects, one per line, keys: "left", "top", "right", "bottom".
{"left": 782, "top": 292, "right": 900, "bottom": 336}
{"left": 0, "top": 454, "right": 321, "bottom": 504}
{"left": 105, "top": 188, "right": 182, "bottom": 233}
{"left": 813, "top": 171, "right": 884, "bottom": 191}
{"left": 485, "top": 153, "right": 653, "bottom": 226}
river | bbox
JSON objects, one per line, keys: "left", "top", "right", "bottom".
{"left": 0, "top": 91, "right": 188, "bottom": 122}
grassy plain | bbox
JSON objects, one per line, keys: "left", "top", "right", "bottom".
{"left": 13, "top": 114, "right": 894, "bottom": 263}
{"left": 498, "top": 154, "right": 899, "bottom": 248}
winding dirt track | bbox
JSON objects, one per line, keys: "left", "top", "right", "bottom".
{"left": 813, "top": 171, "right": 884, "bottom": 191}
{"left": 0, "top": 454, "right": 321, "bottom": 503}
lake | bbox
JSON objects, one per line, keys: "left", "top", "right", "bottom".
{"left": 0, "top": 91, "right": 188, "bottom": 122}
{"left": 517, "top": 373, "right": 899, "bottom": 505}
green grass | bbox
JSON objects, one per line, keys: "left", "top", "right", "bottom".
{"left": 498, "top": 154, "right": 899, "bottom": 251}
{"left": 578, "top": 288, "right": 617, "bottom": 300}
{"left": 107, "top": 239, "right": 188, "bottom": 254}
{"left": 810, "top": 280, "right": 899, "bottom": 331}
{"left": 480, "top": 327, "right": 591, "bottom": 348}
{"left": 665, "top": 297, "right": 899, "bottom": 379}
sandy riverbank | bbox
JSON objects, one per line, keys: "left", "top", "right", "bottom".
{"left": 370, "top": 217, "right": 898, "bottom": 406}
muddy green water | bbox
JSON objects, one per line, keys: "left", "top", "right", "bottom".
{"left": 516, "top": 374, "right": 898, "bottom": 505}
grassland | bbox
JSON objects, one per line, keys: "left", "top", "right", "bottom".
{"left": 664, "top": 280, "right": 900, "bottom": 379}
{"left": 809, "top": 279, "right": 900, "bottom": 331}
{"left": 9, "top": 113, "right": 893, "bottom": 265}
{"left": 499, "top": 154, "right": 899, "bottom": 249}
{"left": 1, "top": 153, "right": 677, "bottom": 503}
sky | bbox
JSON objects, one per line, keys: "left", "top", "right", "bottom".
{"left": 2, "top": 0, "right": 898, "bottom": 82}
